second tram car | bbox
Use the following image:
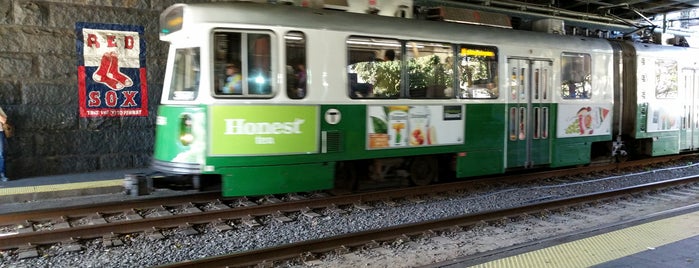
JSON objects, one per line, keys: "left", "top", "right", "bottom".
{"left": 613, "top": 41, "right": 699, "bottom": 156}
{"left": 152, "top": 2, "right": 698, "bottom": 196}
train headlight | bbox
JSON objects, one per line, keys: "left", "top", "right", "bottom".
{"left": 180, "top": 133, "right": 194, "bottom": 145}
{"left": 179, "top": 114, "right": 193, "bottom": 146}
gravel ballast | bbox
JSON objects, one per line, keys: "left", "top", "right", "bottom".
{"left": 2, "top": 161, "right": 699, "bottom": 267}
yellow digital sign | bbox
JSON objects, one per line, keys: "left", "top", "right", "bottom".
{"left": 460, "top": 48, "right": 495, "bottom": 57}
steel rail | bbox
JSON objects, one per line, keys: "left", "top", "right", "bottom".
{"left": 0, "top": 192, "right": 224, "bottom": 223}
{"left": 0, "top": 154, "right": 686, "bottom": 223}
{"left": 156, "top": 175, "right": 699, "bottom": 267}
{"left": 0, "top": 154, "right": 693, "bottom": 250}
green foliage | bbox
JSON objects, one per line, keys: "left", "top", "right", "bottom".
{"left": 371, "top": 116, "right": 387, "bottom": 134}
{"left": 460, "top": 56, "right": 491, "bottom": 86}
{"left": 353, "top": 61, "right": 401, "bottom": 97}
{"left": 374, "top": 61, "right": 401, "bottom": 96}
{"left": 352, "top": 55, "right": 453, "bottom": 97}
{"left": 409, "top": 55, "right": 453, "bottom": 90}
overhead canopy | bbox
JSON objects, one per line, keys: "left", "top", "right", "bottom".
{"left": 527, "top": 0, "right": 699, "bottom": 20}
{"left": 418, "top": 0, "right": 698, "bottom": 37}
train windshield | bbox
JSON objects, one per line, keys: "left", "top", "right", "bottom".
{"left": 168, "top": 47, "right": 200, "bottom": 101}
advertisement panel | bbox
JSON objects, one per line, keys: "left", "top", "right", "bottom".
{"left": 645, "top": 103, "right": 681, "bottom": 132}
{"left": 75, "top": 22, "right": 148, "bottom": 117}
{"left": 210, "top": 106, "right": 318, "bottom": 155}
{"left": 557, "top": 104, "right": 612, "bottom": 138}
{"left": 367, "top": 105, "right": 464, "bottom": 149}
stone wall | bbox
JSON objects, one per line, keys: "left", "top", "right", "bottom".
{"left": 0, "top": 0, "right": 192, "bottom": 178}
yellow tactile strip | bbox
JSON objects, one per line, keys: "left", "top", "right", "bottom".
{"left": 473, "top": 210, "right": 699, "bottom": 268}
{"left": 0, "top": 179, "right": 123, "bottom": 196}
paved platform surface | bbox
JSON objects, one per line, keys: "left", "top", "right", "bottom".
{"left": 0, "top": 168, "right": 156, "bottom": 213}
{"left": 595, "top": 234, "right": 699, "bottom": 268}
{"left": 432, "top": 206, "right": 699, "bottom": 268}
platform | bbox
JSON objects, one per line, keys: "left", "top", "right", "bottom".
{"left": 0, "top": 168, "right": 152, "bottom": 212}
{"left": 432, "top": 205, "right": 699, "bottom": 268}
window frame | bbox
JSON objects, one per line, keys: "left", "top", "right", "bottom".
{"left": 653, "top": 58, "right": 678, "bottom": 99}
{"left": 211, "top": 28, "right": 276, "bottom": 99}
{"left": 168, "top": 47, "right": 200, "bottom": 101}
{"left": 346, "top": 36, "right": 402, "bottom": 99}
{"left": 456, "top": 44, "right": 499, "bottom": 99}
{"left": 346, "top": 36, "right": 501, "bottom": 100}
{"left": 285, "top": 31, "right": 307, "bottom": 100}
{"left": 560, "top": 52, "right": 592, "bottom": 99}
{"left": 404, "top": 40, "right": 455, "bottom": 99}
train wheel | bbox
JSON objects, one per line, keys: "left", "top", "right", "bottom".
{"left": 335, "top": 161, "right": 358, "bottom": 191}
{"left": 409, "top": 156, "right": 438, "bottom": 186}
{"left": 192, "top": 175, "right": 201, "bottom": 190}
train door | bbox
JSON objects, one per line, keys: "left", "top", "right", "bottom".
{"left": 680, "top": 68, "right": 699, "bottom": 150}
{"left": 506, "top": 58, "right": 553, "bottom": 168}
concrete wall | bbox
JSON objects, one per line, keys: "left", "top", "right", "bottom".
{"left": 0, "top": 0, "right": 190, "bottom": 178}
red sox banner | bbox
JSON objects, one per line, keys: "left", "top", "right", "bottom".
{"left": 76, "top": 23, "right": 148, "bottom": 117}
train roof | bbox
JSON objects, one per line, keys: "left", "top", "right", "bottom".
{"left": 612, "top": 39, "right": 699, "bottom": 64}
{"left": 626, "top": 40, "right": 696, "bottom": 53}
{"left": 167, "top": 2, "right": 613, "bottom": 53}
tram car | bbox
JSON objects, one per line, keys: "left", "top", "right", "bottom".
{"left": 612, "top": 41, "right": 699, "bottom": 157}
{"left": 152, "top": 2, "right": 699, "bottom": 196}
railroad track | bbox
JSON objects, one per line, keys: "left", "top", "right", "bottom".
{"left": 0, "top": 155, "right": 695, "bottom": 260}
{"left": 157, "top": 175, "right": 699, "bottom": 267}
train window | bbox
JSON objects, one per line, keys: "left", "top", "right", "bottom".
{"left": 519, "top": 68, "right": 526, "bottom": 99}
{"left": 654, "top": 59, "right": 678, "bottom": 99}
{"left": 509, "top": 107, "right": 517, "bottom": 141}
{"left": 542, "top": 68, "right": 548, "bottom": 100}
{"left": 285, "top": 31, "right": 306, "bottom": 99}
{"left": 532, "top": 106, "right": 550, "bottom": 140}
{"left": 560, "top": 52, "right": 591, "bottom": 99}
{"left": 168, "top": 47, "right": 200, "bottom": 101}
{"left": 534, "top": 69, "right": 540, "bottom": 100}
{"left": 457, "top": 45, "right": 498, "bottom": 99}
{"left": 519, "top": 107, "right": 526, "bottom": 140}
{"left": 542, "top": 107, "right": 549, "bottom": 139}
{"left": 213, "top": 30, "right": 273, "bottom": 97}
{"left": 510, "top": 67, "right": 522, "bottom": 101}
{"left": 347, "top": 36, "right": 401, "bottom": 99}
{"left": 533, "top": 107, "right": 540, "bottom": 139}
{"left": 405, "top": 41, "right": 453, "bottom": 99}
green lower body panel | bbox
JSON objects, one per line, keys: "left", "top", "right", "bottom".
{"left": 650, "top": 134, "right": 680, "bottom": 156}
{"left": 457, "top": 149, "right": 504, "bottom": 177}
{"left": 220, "top": 162, "right": 334, "bottom": 196}
{"left": 551, "top": 141, "right": 591, "bottom": 168}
